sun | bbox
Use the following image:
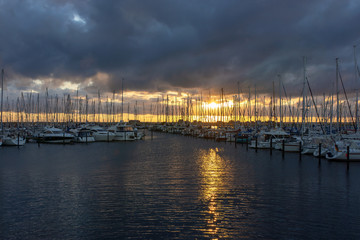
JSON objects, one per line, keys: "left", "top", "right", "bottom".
{"left": 209, "top": 102, "right": 218, "bottom": 109}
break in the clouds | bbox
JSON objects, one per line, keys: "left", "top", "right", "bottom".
{"left": 1, "top": 0, "right": 360, "bottom": 96}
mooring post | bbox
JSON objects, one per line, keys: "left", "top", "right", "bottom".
{"left": 17, "top": 133, "right": 20, "bottom": 148}
{"left": 318, "top": 143, "right": 322, "bottom": 164}
{"left": 235, "top": 136, "right": 237, "bottom": 148}
{"left": 270, "top": 136, "right": 273, "bottom": 156}
{"left": 246, "top": 137, "right": 249, "bottom": 151}
{"left": 282, "top": 140, "right": 285, "bottom": 158}
{"left": 347, "top": 146, "right": 350, "bottom": 171}
{"left": 299, "top": 141, "right": 302, "bottom": 160}
{"left": 255, "top": 137, "right": 258, "bottom": 152}
{"left": 38, "top": 133, "right": 40, "bottom": 148}
{"left": 151, "top": 130, "right": 153, "bottom": 140}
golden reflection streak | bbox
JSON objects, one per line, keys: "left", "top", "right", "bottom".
{"left": 198, "top": 148, "right": 231, "bottom": 239}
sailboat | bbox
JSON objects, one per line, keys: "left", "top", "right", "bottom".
{"left": 0, "top": 69, "right": 26, "bottom": 146}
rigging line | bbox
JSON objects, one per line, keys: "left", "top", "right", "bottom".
{"left": 306, "top": 78, "right": 326, "bottom": 135}
{"left": 294, "top": 86, "right": 304, "bottom": 127}
{"left": 281, "top": 82, "right": 296, "bottom": 125}
{"left": 338, "top": 69, "right": 357, "bottom": 132}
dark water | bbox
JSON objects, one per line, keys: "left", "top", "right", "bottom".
{"left": 1, "top": 132, "right": 360, "bottom": 239}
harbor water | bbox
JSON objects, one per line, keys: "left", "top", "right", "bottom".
{"left": 1, "top": 132, "right": 360, "bottom": 239}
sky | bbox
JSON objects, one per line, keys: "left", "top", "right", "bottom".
{"left": 1, "top": 0, "right": 360, "bottom": 101}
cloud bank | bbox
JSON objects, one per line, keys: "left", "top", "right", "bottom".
{"left": 1, "top": 0, "right": 360, "bottom": 96}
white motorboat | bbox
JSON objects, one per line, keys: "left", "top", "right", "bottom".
{"left": 71, "top": 128, "right": 95, "bottom": 143}
{"left": 90, "top": 126, "right": 116, "bottom": 142}
{"left": 37, "top": 127, "right": 74, "bottom": 144}
{"left": 108, "top": 121, "right": 135, "bottom": 141}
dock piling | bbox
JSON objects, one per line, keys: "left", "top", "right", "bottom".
{"left": 318, "top": 143, "right": 322, "bottom": 164}
{"left": 347, "top": 146, "right": 350, "bottom": 171}
{"left": 255, "top": 137, "right": 258, "bottom": 152}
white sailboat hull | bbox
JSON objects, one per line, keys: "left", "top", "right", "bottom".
{"left": 301, "top": 145, "right": 317, "bottom": 155}
{"left": 278, "top": 142, "right": 302, "bottom": 152}
{"left": 326, "top": 150, "right": 360, "bottom": 161}
{"left": 2, "top": 136, "right": 26, "bottom": 146}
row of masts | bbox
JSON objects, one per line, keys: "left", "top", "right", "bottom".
{"left": 1, "top": 54, "right": 360, "bottom": 131}
{"left": 0, "top": 86, "right": 359, "bottom": 129}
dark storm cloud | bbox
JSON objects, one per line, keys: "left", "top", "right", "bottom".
{"left": 1, "top": 0, "right": 360, "bottom": 96}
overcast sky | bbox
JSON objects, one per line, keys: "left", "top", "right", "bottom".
{"left": 1, "top": 0, "right": 360, "bottom": 98}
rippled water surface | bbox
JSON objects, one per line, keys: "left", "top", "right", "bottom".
{"left": 1, "top": 132, "right": 360, "bottom": 239}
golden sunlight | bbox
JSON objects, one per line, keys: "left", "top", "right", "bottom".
{"left": 198, "top": 148, "right": 232, "bottom": 239}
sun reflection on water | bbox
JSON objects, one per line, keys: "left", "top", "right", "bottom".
{"left": 198, "top": 147, "right": 232, "bottom": 239}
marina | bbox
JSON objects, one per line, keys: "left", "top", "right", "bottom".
{"left": 2, "top": 1, "right": 360, "bottom": 238}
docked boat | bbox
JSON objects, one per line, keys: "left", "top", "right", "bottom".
{"left": 301, "top": 145, "right": 317, "bottom": 155}
{"left": 2, "top": 134, "right": 26, "bottom": 146}
{"left": 312, "top": 137, "right": 334, "bottom": 157}
{"left": 275, "top": 137, "right": 302, "bottom": 152}
{"left": 326, "top": 148, "right": 360, "bottom": 161}
{"left": 313, "top": 147, "right": 329, "bottom": 157}
{"left": 37, "top": 127, "right": 74, "bottom": 144}
{"left": 108, "top": 121, "right": 135, "bottom": 141}
{"left": 236, "top": 133, "right": 251, "bottom": 143}
{"left": 90, "top": 126, "right": 116, "bottom": 142}
{"left": 133, "top": 127, "right": 145, "bottom": 140}
{"left": 71, "top": 128, "right": 95, "bottom": 143}
{"left": 301, "top": 135, "right": 329, "bottom": 155}
{"left": 249, "top": 128, "right": 290, "bottom": 149}
{"left": 326, "top": 140, "right": 360, "bottom": 161}
{"left": 215, "top": 132, "right": 228, "bottom": 142}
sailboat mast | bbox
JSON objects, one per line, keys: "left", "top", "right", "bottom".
{"left": 354, "top": 45, "right": 359, "bottom": 132}
{"left": 330, "top": 82, "right": 334, "bottom": 134}
{"left": 278, "top": 74, "right": 282, "bottom": 129}
{"left": 302, "top": 57, "right": 306, "bottom": 137}
{"left": 1, "top": 69, "right": 4, "bottom": 134}
{"left": 254, "top": 84, "right": 257, "bottom": 131}
{"left": 121, "top": 78, "right": 124, "bottom": 121}
{"left": 336, "top": 58, "right": 340, "bottom": 132}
